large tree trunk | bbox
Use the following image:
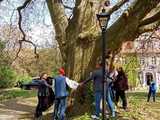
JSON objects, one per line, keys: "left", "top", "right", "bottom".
{"left": 46, "top": 0, "right": 160, "bottom": 115}
{"left": 47, "top": 0, "right": 103, "bottom": 80}
{"left": 47, "top": 0, "right": 160, "bottom": 80}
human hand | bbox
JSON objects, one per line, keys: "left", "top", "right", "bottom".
{"left": 78, "top": 82, "right": 84, "bottom": 87}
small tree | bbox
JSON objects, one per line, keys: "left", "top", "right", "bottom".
{"left": 122, "top": 54, "right": 140, "bottom": 88}
{"left": 0, "top": 41, "right": 17, "bottom": 88}
{"left": 0, "top": 66, "right": 16, "bottom": 88}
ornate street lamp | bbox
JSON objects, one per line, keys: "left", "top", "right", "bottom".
{"left": 97, "top": 8, "right": 110, "bottom": 31}
{"left": 97, "top": 8, "right": 110, "bottom": 120}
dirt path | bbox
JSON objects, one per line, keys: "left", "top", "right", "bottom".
{"left": 0, "top": 97, "right": 52, "bottom": 120}
{"left": 0, "top": 97, "right": 37, "bottom": 120}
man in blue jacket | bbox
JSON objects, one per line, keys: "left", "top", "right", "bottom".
{"left": 53, "top": 68, "right": 79, "bottom": 120}
{"left": 53, "top": 68, "right": 68, "bottom": 120}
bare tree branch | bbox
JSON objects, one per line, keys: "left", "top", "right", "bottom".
{"left": 13, "top": 0, "right": 39, "bottom": 61}
{"left": 138, "top": 21, "right": 160, "bottom": 34}
{"left": 17, "top": 0, "right": 31, "bottom": 40}
{"left": 63, "top": 4, "right": 73, "bottom": 10}
{"left": 46, "top": 0, "right": 68, "bottom": 60}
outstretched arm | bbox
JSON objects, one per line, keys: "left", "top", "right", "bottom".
{"left": 43, "top": 80, "right": 52, "bottom": 88}
{"left": 65, "top": 77, "right": 79, "bottom": 89}
{"left": 81, "top": 77, "right": 92, "bottom": 85}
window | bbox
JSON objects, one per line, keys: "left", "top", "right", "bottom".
{"left": 152, "top": 57, "right": 156, "bottom": 64}
{"left": 140, "top": 57, "right": 145, "bottom": 65}
{"left": 147, "top": 41, "right": 153, "bottom": 49}
{"left": 122, "top": 57, "right": 127, "bottom": 64}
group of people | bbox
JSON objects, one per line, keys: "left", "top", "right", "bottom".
{"left": 34, "top": 68, "right": 79, "bottom": 120}
{"left": 80, "top": 62, "right": 129, "bottom": 119}
{"left": 31, "top": 61, "right": 130, "bottom": 120}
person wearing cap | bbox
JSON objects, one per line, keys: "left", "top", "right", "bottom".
{"left": 52, "top": 68, "right": 79, "bottom": 120}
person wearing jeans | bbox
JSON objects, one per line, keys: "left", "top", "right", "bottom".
{"left": 94, "top": 91, "right": 102, "bottom": 117}
{"left": 147, "top": 77, "right": 157, "bottom": 102}
{"left": 81, "top": 62, "right": 116, "bottom": 119}
{"left": 53, "top": 69, "right": 68, "bottom": 120}
{"left": 94, "top": 86, "right": 115, "bottom": 118}
{"left": 53, "top": 68, "right": 79, "bottom": 120}
{"left": 106, "top": 84, "right": 116, "bottom": 117}
{"left": 53, "top": 97, "right": 67, "bottom": 120}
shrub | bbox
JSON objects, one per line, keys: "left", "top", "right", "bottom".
{"left": 16, "top": 74, "right": 32, "bottom": 87}
{"left": 0, "top": 66, "right": 16, "bottom": 88}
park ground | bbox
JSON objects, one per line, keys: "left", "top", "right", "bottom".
{"left": 0, "top": 88, "right": 160, "bottom": 120}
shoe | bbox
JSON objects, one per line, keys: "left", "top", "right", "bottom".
{"left": 91, "top": 115, "right": 100, "bottom": 119}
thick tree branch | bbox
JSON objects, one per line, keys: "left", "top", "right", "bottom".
{"left": 140, "top": 12, "right": 160, "bottom": 27}
{"left": 107, "top": 0, "right": 129, "bottom": 14}
{"left": 105, "top": 0, "right": 160, "bottom": 50}
{"left": 138, "top": 21, "right": 160, "bottom": 34}
{"left": 139, "top": 3, "right": 160, "bottom": 27}
{"left": 46, "top": 0, "right": 68, "bottom": 60}
{"left": 76, "top": 0, "right": 129, "bottom": 42}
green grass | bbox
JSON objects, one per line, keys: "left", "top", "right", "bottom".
{"left": 70, "top": 91, "right": 160, "bottom": 120}
{"left": 0, "top": 88, "right": 36, "bottom": 102}
{"left": 0, "top": 88, "right": 160, "bottom": 120}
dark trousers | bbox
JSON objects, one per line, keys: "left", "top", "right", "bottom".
{"left": 115, "top": 90, "right": 127, "bottom": 109}
{"left": 35, "top": 96, "right": 46, "bottom": 118}
{"left": 147, "top": 90, "right": 156, "bottom": 102}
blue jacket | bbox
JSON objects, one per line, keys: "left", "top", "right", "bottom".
{"left": 54, "top": 75, "right": 68, "bottom": 98}
{"left": 150, "top": 81, "right": 157, "bottom": 92}
{"left": 83, "top": 68, "right": 107, "bottom": 92}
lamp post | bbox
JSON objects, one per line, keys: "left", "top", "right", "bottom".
{"left": 97, "top": 8, "right": 110, "bottom": 120}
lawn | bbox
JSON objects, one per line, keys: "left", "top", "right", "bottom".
{"left": 70, "top": 91, "right": 160, "bottom": 120}
{"left": 0, "top": 88, "right": 36, "bottom": 102}
{"left": 0, "top": 88, "right": 160, "bottom": 120}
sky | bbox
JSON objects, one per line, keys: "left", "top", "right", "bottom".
{"left": 0, "top": 0, "right": 133, "bottom": 48}
{"left": 0, "top": 0, "right": 55, "bottom": 48}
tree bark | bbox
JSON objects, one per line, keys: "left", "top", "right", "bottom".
{"left": 47, "top": 0, "right": 160, "bottom": 80}
{"left": 46, "top": 0, "right": 160, "bottom": 115}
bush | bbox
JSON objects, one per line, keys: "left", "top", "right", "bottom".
{"left": 52, "top": 68, "right": 59, "bottom": 77}
{"left": 16, "top": 74, "right": 32, "bottom": 87}
{"left": 0, "top": 66, "right": 16, "bottom": 88}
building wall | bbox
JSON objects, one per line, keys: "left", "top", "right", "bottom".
{"left": 119, "top": 31, "right": 160, "bottom": 87}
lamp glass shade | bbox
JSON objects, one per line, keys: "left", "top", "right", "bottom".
{"left": 97, "top": 9, "right": 110, "bottom": 30}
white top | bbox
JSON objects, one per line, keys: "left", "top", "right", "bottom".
{"left": 52, "top": 77, "right": 79, "bottom": 92}
{"left": 110, "top": 70, "right": 118, "bottom": 78}
{"left": 65, "top": 77, "right": 79, "bottom": 90}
